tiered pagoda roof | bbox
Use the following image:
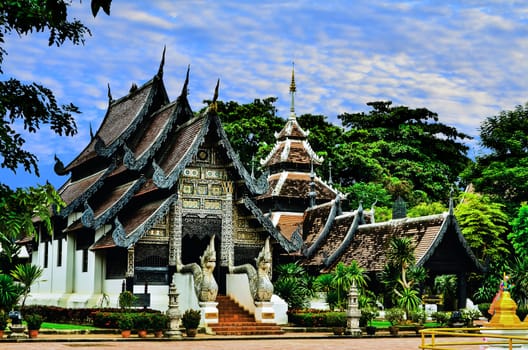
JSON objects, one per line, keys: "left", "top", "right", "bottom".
{"left": 256, "top": 66, "right": 340, "bottom": 220}
{"left": 53, "top": 56, "right": 301, "bottom": 253}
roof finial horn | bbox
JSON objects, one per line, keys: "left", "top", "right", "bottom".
{"left": 157, "top": 45, "right": 166, "bottom": 78}
{"left": 107, "top": 83, "right": 113, "bottom": 103}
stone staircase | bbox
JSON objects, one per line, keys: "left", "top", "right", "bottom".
{"left": 209, "top": 295, "right": 284, "bottom": 336}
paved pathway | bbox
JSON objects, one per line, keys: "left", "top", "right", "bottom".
{"left": 0, "top": 334, "right": 484, "bottom": 350}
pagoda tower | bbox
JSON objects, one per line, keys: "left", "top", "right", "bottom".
{"left": 255, "top": 65, "right": 339, "bottom": 241}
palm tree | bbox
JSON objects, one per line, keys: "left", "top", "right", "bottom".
{"left": 331, "top": 261, "right": 369, "bottom": 310}
{"left": 0, "top": 274, "right": 23, "bottom": 312}
{"left": 10, "top": 263, "right": 43, "bottom": 308}
{"left": 387, "top": 237, "right": 416, "bottom": 289}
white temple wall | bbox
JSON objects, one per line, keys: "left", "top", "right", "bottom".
{"left": 173, "top": 273, "right": 199, "bottom": 312}
{"left": 226, "top": 274, "right": 255, "bottom": 314}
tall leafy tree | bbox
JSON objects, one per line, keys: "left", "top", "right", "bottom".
{"left": 0, "top": 184, "right": 64, "bottom": 272}
{"left": 338, "top": 101, "right": 472, "bottom": 204}
{"left": 508, "top": 205, "right": 528, "bottom": 261}
{"left": 454, "top": 192, "right": 511, "bottom": 265}
{"left": 0, "top": 0, "right": 111, "bottom": 178}
{"left": 463, "top": 103, "right": 528, "bottom": 215}
{"left": 208, "top": 98, "right": 285, "bottom": 171}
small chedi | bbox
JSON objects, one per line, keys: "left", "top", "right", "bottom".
{"left": 229, "top": 237, "right": 274, "bottom": 302}
{"left": 486, "top": 273, "right": 525, "bottom": 327}
{"left": 176, "top": 235, "right": 218, "bottom": 302}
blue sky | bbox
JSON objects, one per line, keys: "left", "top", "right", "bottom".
{"left": 2, "top": 0, "right": 528, "bottom": 189}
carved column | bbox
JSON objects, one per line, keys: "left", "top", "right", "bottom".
{"left": 125, "top": 247, "right": 135, "bottom": 292}
{"left": 221, "top": 181, "right": 234, "bottom": 266}
{"left": 169, "top": 200, "right": 183, "bottom": 266}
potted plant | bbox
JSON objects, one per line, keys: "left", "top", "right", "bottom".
{"left": 0, "top": 311, "right": 7, "bottom": 338}
{"left": 385, "top": 307, "right": 404, "bottom": 336}
{"left": 362, "top": 306, "right": 379, "bottom": 335}
{"left": 410, "top": 309, "right": 427, "bottom": 334}
{"left": 181, "top": 309, "right": 201, "bottom": 337}
{"left": 117, "top": 314, "right": 133, "bottom": 338}
{"left": 133, "top": 313, "right": 151, "bottom": 338}
{"left": 118, "top": 291, "right": 137, "bottom": 310}
{"left": 24, "top": 314, "right": 43, "bottom": 338}
{"left": 151, "top": 313, "right": 169, "bottom": 337}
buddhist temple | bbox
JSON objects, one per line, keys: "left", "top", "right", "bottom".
{"left": 24, "top": 56, "right": 484, "bottom": 317}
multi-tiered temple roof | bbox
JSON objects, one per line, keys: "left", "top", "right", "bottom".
{"left": 53, "top": 55, "right": 302, "bottom": 253}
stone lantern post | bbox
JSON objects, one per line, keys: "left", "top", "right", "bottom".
{"left": 345, "top": 281, "right": 362, "bottom": 336}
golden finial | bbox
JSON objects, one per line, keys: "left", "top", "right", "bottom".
{"left": 289, "top": 62, "right": 296, "bottom": 93}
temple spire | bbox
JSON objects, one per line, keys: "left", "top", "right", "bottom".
{"left": 289, "top": 62, "right": 296, "bottom": 120}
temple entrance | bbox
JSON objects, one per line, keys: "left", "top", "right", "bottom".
{"left": 181, "top": 214, "right": 225, "bottom": 294}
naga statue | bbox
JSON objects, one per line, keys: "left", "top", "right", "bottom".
{"left": 229, "top": 237, "right": 274, "bottom": 302}
{"left": 176, "top": 235, "right": 218, "bottom": 302}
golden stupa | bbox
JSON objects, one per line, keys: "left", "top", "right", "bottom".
{"left": 485, "top": 274, "right": 526, "bottom": 328}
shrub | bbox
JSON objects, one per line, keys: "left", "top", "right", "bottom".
{"left": 323, "top": 312, "right": 346, "bottom": 327}
{"left": 385, "top": 308, "right": 404, "bottom": 326}
{"left": 132, "top": 313, "right": 151, "bottom": 331}
{"left": 431, "top": 311, "right": 449, "bottom": 326}
{"left": 461, "top": 308, "right": 482, "bottom": 326}
{"left": 118, "top": 291, "right": 136, "bottom": 310}
{"left": 181, "top": 309, "right": 201, "bottom": 329}
{"left": 150, "top": 313, "right": 169, "bottom": 332}
{"left": 24, "top": 314, "right": 44, "bottom": 330}
{"left": 92, "top": 311, "right": 122, "bottom": 328}
{"left": 409, "top": 309, "right": 426, "bottom": 324}
{"left": 361, "top": 307, "right": 379, "bottom": 327}
{"left": 117, "top": 314, "right": 133, "bottom": 331}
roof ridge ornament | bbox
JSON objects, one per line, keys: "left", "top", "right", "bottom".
{"left": 180, "top": 64, "right": 190, "bottom": 98}
{"left": 209, "top": 78, "right": 220, "bottom": 112}
{"left": 157, "top": 45, "right": 166, "bottom": 78}
{"left": 107, "top": 83, "right": 113, "bottom": 103}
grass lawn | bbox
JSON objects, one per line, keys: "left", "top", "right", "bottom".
{"left": 39, "top": 322, "right": 101, "bottom": 330}
{"left": 370, "top": 320, "right": 442, "bottom": 328}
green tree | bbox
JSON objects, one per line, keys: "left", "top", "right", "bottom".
{"left": 0, "top": 184, "right": 65, "bottom": 272}
{"left": 330, "top": 261, "right": 369, "bottom": 310}
{"left": 207, "top": 98, "right": 285, "bottom": 171}
{"left": 454, "top": 193, "right": 511, "bottom": 265}
{"left": 10, "top": 263, "right": 43, "bottom": 308}
{"left": 507, "top": 256, "right": 528, "bottom": 307}
{"left": 0, "top": 0, "right": 110, "bottom": 177}
{"left": 508, "top": 205, "right": 528, "bottom": 260}
{"left": 0, "top": 0, "right": 109, "bottom": 268}
{"left": 463, "top": 103, "right": 528, "bottom": 214}
{"left": 338, "top": 101, "right": 472, "bottom": 204}
{"left": 407, "top": 202, "right": 448, "bottom": 218}
{"left": 297, "top": 113, "right": 344, "bottom": 179}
